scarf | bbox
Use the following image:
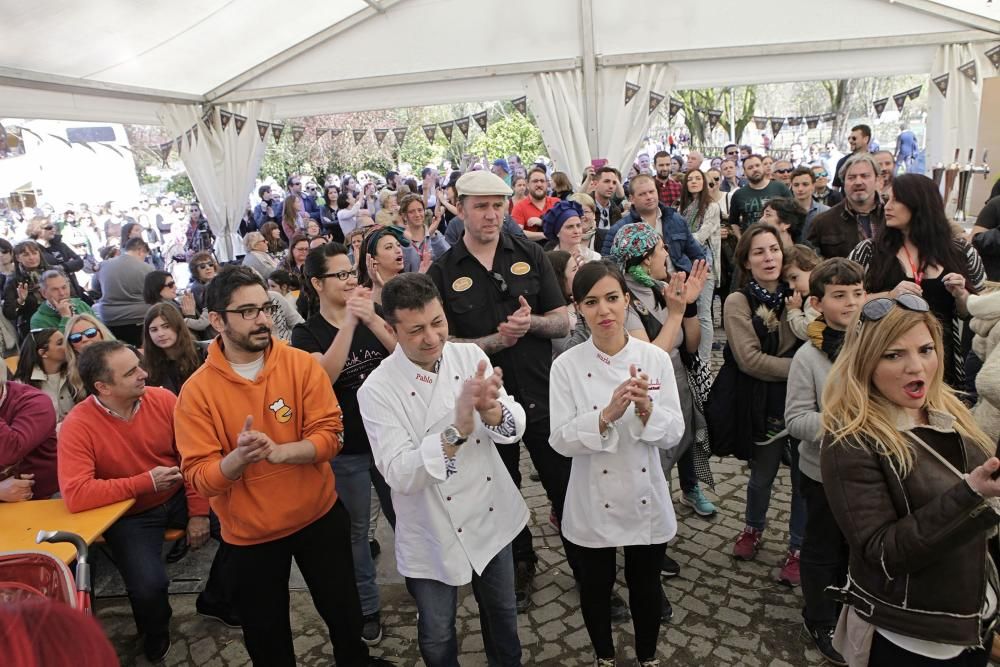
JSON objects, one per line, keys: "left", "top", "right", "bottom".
{"left": 747, "top": 279, "right": 786, "bottom": 313}
{"left": 806, "top": 316, "right": 846, "bottom": 363}
{"left": 683, "top": 201, "right": 702, "bottom": 234}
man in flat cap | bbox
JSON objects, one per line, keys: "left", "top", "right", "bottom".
{"left": 427, "top": 170, "right": 571, "bottom": 610}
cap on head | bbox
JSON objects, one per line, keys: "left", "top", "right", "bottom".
{"left": 456, "top": 171, "right": 513, "bottom": 197}
{"left": 492, "top": 158, "right": 511, "bottom": 173}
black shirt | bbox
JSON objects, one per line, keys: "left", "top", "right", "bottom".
{"left": 291, "top": 313, "right": 389, "bottom": 457}
{"left": 427, "top": 233, "right": 565, "bottom": 423}
{"left": 728, "top": 181, "right": 793, "bottom": 230}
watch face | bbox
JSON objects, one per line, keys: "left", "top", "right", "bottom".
{"left": 443, "top": 426, "right": 459, "bottom": 445}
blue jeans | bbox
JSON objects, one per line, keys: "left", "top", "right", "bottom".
{"left": 744, "top": 436, "right": 806, "bottom": 551}
{"left": 405, "top": 544, "right": 521, "bottom": 667}
{"left": 331, "top": 453, "right": 379, "bottom": 616}
{"left": 102, "top": 488, "right": 188, "bottom": 636}
{"left": 696, "top": 262, "right": 716, "bottom": 362}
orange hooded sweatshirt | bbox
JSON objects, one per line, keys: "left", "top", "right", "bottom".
{"left": 174, "top": 337, "right": 343, "bottom": 545}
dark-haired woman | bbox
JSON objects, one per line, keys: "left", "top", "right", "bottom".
{"left": 3, "top": 240, "right": 49, "bottom": 340}
{"left": 319, "top": 184, "right": 345, "bottom": 243}
{"left": 291, "top": 242, "right": 397, "bottom": 642}
{"left": 681, "top": 169, "right": 723, "bottom": 361}
{"left": 849, "top": 173, "right": 986, "bottom": 388}
{"left": 280, "top": 234, "right": 310, "bottom": 281}
{"left": 143, "top": 303, "right": 205, "bottom": 395}
{"left": 259, "top": 221, "right": 286, "bottom": 256}
{"left": 13, "top": 327, "right": 80, "bottom": 423}
{"left": 549, "top": 259, "right": 684, "bottom": 667}
{"left": 547, "top": 250, "right": 585, "bottom": 357}
{"left": 761, "top": 197, "right": 807, "bottom": 248}
{"left": 182, "top": 251, "right": 218, "bottom": 341}
{"left": 143, "top": 270, "right": 178, "bottom": 306}
{"left": 358, "top": 227, "right": 408, "bottom": 304}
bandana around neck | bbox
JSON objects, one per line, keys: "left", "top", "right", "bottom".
{"left": 806, "top": 316, "right": 846, "bottom": 363}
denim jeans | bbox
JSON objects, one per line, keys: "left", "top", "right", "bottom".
{"left": 744, "top": 436, "right": 806, "bottom": 551}
{"left": 331, "top": 453, "right": 379, "bottom": 616}
{"left": 405, "top": 544, "right": 521, "bottom": 667}
{"left": 102, "top": 488, "right": 188, "bottom": 636}
{"left": 696, "top": 269, "right": 716, "bottom": 362}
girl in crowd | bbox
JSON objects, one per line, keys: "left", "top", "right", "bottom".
{"left": 821, "top": 295, "right": 999, "bottom": 667}
{"left": 13, "top": 327, "right": 79, "bottom": 422}
{"left": 546, "top": 250, "right": 583, "bottom": 358}
{"left": 681, "top": 169, "right": 723, "bottom": 361}
{"left": 0, "top": 240, "right": 17, "bottom": 357}
{"left": 543, "top": 200, "right": 601, "bottom": 263}
{"left": 0, "top": 238, "right": 15, "bottom": 275}
{"left": 549, "top": 260, "right": 684, "bottom": 667}
{"left": 3, "top": 240, "right": 49, "bottom": 340}
{"left": 25, "top": 216, "right": 85, "bottom": 296}
{"left": 259, "top": 221, "right": 286, "bottom": 255}
{"left": 183, "top": 251, "right": 218, "bottom": 340}
{"left": 510, "top": 175, "right": 528, "bottom": 213}
{"left": 706, "top": 166, "right": 736, "bottom": 313}
{"left": 142, "top": 303, "right": 204, "bottom": 395}
{"left": 761, "top": 197, "right": 807, "bottom": 248}
{"left": 120, "top": 221, "right": 145, "bottom": 247}
{"left": 267, "top": 269, "right": 299, "bottom": 308}
{"left": 568, "top": 192, "right": 599, "bottom": 254}
{"left": 849, "top": 173, "right": 985, "bottom": 388}
{"left": 725, "top": 224, "right": 805, "bottom": 585}
{"left": 242, "top": 231, "right": 280, "bottom": 281}
{"left": 281, "top": 193, "right": 305, "bottom": 241}
{"left": 142, "top": 270, "right": 178, "bottom": 306}
{"left": 358, "top": 226, "right": 408, "bottom": 304}
{"left": 439, "top": 182, "right": 460, "bottom": 226}
{"left": 782, "top": 244, "right": 821, "bottom": 341}
{"left": 319, "top": 184, "right": 345, "bottom": 242}
{"left": 345, "top": 229, "right": 365, "bottom": 268}
{"left": 337, "top": 191, "right": 365, "bottom": 237}
{"left": 280, "top": 234, "right": 310, "bottom": 281}
{"left": 551, "top": 171, "right": 574, "bottom": 200}
{"left": 63, "top": 313, "right": 115, "bottom": 401}
{"left": 399, "top": 194, "right": 449, "bottom": 267}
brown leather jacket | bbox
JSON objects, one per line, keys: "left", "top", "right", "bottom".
{"left": 806, "top": 197, "right": 885, "bottom": 259}
{"left": 821, "top": 414, "right": 1000, "bottom": 646}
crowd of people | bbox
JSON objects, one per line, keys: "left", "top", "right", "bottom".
{"left": 2, "top": 121, "right": 1000, "bottom": 667}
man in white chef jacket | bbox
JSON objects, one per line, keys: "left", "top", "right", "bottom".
{"left": 358, "top": 272, "right": 527, "bottom": 667}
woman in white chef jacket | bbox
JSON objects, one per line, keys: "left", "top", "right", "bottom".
{"left": 549, "top": 259, "right": 685, "bottom": 667}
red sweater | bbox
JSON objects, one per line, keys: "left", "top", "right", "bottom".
{"left": 0, "top": 382, "right": 59, "bottom": 498}
{"left": 57, "top": 387, "right": 208, "bottom": 517}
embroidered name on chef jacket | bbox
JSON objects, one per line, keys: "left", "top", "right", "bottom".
{"left": 415, "top": 373, "right": 434, "bottom": 384}
{"left": 596, "top": 352, "right": 611, "bottom": 365}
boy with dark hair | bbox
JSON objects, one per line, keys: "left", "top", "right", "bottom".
{"left": 784, "top": 257, "right": 866, "bottom": 665}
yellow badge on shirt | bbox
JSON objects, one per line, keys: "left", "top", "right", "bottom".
{"left": 510, "top": 262, "right": 531, "bottom": 276}
{"left": 452, "top": 277, "right": 473, "bottom": 292}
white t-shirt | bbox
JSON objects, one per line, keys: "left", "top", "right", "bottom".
{"left": 230, "top": 354, "right": 265, "bottom": 382}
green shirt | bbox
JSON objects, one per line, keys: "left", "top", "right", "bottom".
{"left": 29, "top": 299, "right": 95, "bottom": 331}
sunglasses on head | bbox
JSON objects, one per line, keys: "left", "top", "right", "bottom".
{"left": 859, "top": 294, "right": 929, "bottom": 324}
{"left": 68, "top": 327, "right": 99, "bottom": 344}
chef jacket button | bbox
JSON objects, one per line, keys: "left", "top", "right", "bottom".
{"left": 476, "top": 439, "right": 481, "bottom": 444}
{"left": 454, "top": 375, "right": 460, "bottom": 380}
{"left": 489, "top": 507, "right": 494, "bottom": 512}
{"left": 593, "top": 405, "right": 598, "bottom": 410}
{"left": 641, "top": 467, "right": 646, "bottom": 473}
{"left": 641, "top": 499, "right": 647, "bottom": 505}
{"left": 359, "top": 373, "right": 365, "bottom": 379}
{"left": 528, "top": 402, "right": 535, "bottom": 409}
{"left": 487, "top": 476, "right": 492, "bottom": 481}
{"left": 457, "top": 527, "right": 462, "bottom": 533}
{"left": 446, "top": 496, "right": 452, "bottom": 501}
{"left": 604, "top": 503, "right": 610, "bottom": 509}
{"left": 602, "top": 469, "right": 608, "bottom": 474}
{"left": 587, "top": 372, "right": 591, "bottom": 377}
{"left": 410, "top": 391, "right": 416, "bottom": 396}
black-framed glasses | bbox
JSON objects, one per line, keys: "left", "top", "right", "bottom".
{"left": 860, "top": 294, "right": 929, "bottom": 324}
{"left": 316, "top": 270, "right": 357, "bottom": 281}
{"left": 68, "top": 327, "right": 99, "bottom": 344}
{"left": 490, "top": 272, "right": 508, "bottom": 294}
{"left": 221, "top": 303, "right": 281, "bottom": 320}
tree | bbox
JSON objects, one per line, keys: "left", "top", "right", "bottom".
{"left": 166, "top": 172, "right": 195, "bottom": 199}
{"left": 822, "top": 79, "right": 850, "bottom": 144}
{"left": 676, "top": 87, "right": 756, "bottom": 149}
{"left": 469, "top": 113, "right": 546, "bottom": 166}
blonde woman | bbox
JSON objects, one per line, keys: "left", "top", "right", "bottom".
{"left": 569, "top": 192, "right": 599, "bottom": 253}
{"left": 242, "top": 231, "right": 280, "bottom": 281}
{"left": 821, "top": 294, "right": 999, "bottom": 667}
{"left": 63, "top": 313, "right": 116, "bottom": 398}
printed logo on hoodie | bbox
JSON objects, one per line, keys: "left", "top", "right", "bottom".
{"left": 269, "top": 398, "right": 293, "bottom": 423}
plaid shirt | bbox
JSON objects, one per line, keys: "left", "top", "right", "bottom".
{"left": 655, "top": 177, "right": 682, "bottom": 207}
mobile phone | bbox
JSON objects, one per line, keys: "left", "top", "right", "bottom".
{"left": 991, "top": 437, "right": 1000, "bottom": 479}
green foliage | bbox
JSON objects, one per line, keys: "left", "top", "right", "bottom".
{"left": 469, "top": 114, "right": 546, "bottom": 164}
{"left": 166, "top": 172, "right": 195, "bottom": 199}
{"left": 676, "top": 88, "right": 755, "bottom": 150}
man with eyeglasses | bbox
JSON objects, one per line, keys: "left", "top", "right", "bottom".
{"left": 29, "top": 269, "right": 94, "bottom": 330}
{"left": 810, "top": 164, "right": 843, "bottom": 207}
{"left": 771, "top": 159, "right": 794, "bottom": 187}
{"left": 174, "top": 265, "right": 388, "bottom": 666}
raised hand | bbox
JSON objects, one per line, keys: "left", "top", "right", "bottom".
{"left": 683, "top": 259, "right": 709, "bottom": 304}
{"left": 498, "top": 296, "right": 532, "bottom": 339}
{"left": 663, "top": 271, "right": 688, "bottom": 313}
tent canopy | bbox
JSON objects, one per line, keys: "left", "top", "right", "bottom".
{"left": 1, "top": 0, "right": 997, "bottom": 124}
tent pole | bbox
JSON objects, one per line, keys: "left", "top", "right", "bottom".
{"left": 580, "top": 0, "right": 599, "bottom": 159}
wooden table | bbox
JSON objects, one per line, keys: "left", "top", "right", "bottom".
{"left": 0, "top": 498, "right": 134, "bottom": 564}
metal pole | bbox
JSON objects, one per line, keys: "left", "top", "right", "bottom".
{"left": 729, "top": 88, "right": 736, "bottom": 144}
{"left": 580, "top": 0, "right": 599, "bottom": 158}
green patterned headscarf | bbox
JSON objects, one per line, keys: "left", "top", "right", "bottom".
{"left": 610, "top": 223, "right": 661, "bottom": 288}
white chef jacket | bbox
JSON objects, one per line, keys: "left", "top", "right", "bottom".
{"left": 358, "top": 341, "right": 528, "bottom": 586}
{"left": 549, "top": 335, "right": 685, "bottom": 549}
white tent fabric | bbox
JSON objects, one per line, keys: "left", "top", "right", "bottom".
{"left": 597, "top": 64, "right": 676, "bottom": 174}
{"left": 159, "top": 102, "right": 272, "bottom": 261}
{"left": 526, "top": 71, "right": 590, "bottom": 175}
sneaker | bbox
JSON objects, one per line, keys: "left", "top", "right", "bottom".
{"left": 638, "top": 660, "right": 661, "bottom": 667}
{"left": 660, "top": 552, "right": 680, "bottom": 578}
{"left": 609, "top": 590, "right": 630, "bottom": 622}
{"left": 595, "top": 658, "right": 616, "bottom": 666}
{"left": 196, "top": 596, "right": 241, "bottom": 628}
{"left": 803, "top": 621, "right": 846, "bottom": 665}
{"left": 680, "top": 487, "right": 717, "bottom": 517}
{"left": 514, "top": 561, "right": 535, "bottom": 612}
{"left": 369, "top": 538, "right": 381, "bottom": 560}
{"left": 732, "top": 527, "right": 763, "bottom": 561}
{"left": 778, "top": 550, "right": 801, "bottom": 587}
{"left": 143, "top": 632, "right": 171, "bottom": 663}
{"left": 361, "top": 612, "right": 383, "bottom": 646}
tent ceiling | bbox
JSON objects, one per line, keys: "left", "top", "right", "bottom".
{"left": 0, "top": 0, "right": 997, "bottom": 124}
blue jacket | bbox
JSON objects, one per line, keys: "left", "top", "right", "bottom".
{"left": 600, "top": 203, "right": 705, "bottom": 273}
{"left": 273, "top": 194, "right": 321, "bottom": 223}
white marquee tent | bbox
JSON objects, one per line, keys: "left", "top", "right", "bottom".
{"left": 2, "top": 0, "right": 998, "bottom": 256}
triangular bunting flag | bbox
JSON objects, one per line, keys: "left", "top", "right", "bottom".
{"left": 392, "top": 127, "right": 408, "bottom": 144}
{"left": 315, "top": 128, "right": 330, "bottom": 140}
{"left": 256, "top": 120, "right": 270, "bottom": 141}
{"left": 648, "top": 91, "right": 665, "bottom": 116}
{"left": 185, "top": 129, "right": 193, "bottom": 149}
{"left": 330, "top": 128, "right": 344, "bottom": 138}
{"left": 624, "top": 81, "right": 641, "bottom": 105}
{"left": 707, "top": 109, "right": 722, "bottom": 130}
{"left": 806, "top": 116, "right": 820, "bottom": 129}
{"left": 422, "top": 124, "right": 437, "bottom": 142}
{"left": 439, "top": 121, "right": 454, "bottom": 142}
{"left": 958, "top": 60, "right": 978, "bottom": 84}
{"left": 893, "top": 92, "right": 908, "bottom": 113}
{"left": 174, "top": 136, "right": 183, "bottom": 154}
{"left": 352, "top": 129, "right": 367, "bottom": 145}
{"left": 232, "top": 114, "right": 247, "bottom": 135}
{"left": 512, "top": 96, "right": 527, "bottom": 115}
{"left": 770, "top": 117, "right": 784, "bottom": 136}
{"left": 822, "top": 112, "right": 837, "bottom": 122}
{"left": 753, "top": 116, "right": 768, "bottom": 131}
{"left": 192, "top": 126, "right": 198, "bottom": 144}
{"left": 201, "top": 108, "right": 215, "bottom": 133}
{"left": 787, "top": 117, "right": 803, "bottom": 127}
{"left": 291, "top": 126, "right": 305, "bottom": 144}
{"left": 473, "top": 110, "right": 488, "bottom": 133}
{"left": 159, "top": 141, "right": 173, "bottom": 165}
{"left": 873, "top": 98, "right": 888, "bottom": 118}
{"left": 373, "top": 129, "right": 388, "bottom": 145}
{"left": 668, "top": 98, "right": 683, "bottom": 119}
{"left": 219, "top": 109, "right": 233, "bottom": 131}
{"left": 907, "top": 85, "right": 922, "bottom": 100}
{"left": 933, "top": 73, "right": 950, "bottom": 97}
{"left": 987, "top": 44, "right": 1000, "bottom": 70}
{"left": 456, "top": 117, "right": 470, "bottom": 138}
{"left": 271, "top": 123, "right": 284, "bottom": 143}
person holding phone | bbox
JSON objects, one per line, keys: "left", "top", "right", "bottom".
{"left": 821, "top": 294, "right": 1000, "bottom": 666}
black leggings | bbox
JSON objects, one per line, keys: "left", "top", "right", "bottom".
{"left": 868, "top": 632, "right": 989, "bottom": 667}
{"left": 565, "top": 539, "right": 667, "bottom": 662}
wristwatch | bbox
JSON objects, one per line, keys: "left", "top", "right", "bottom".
{"left": 441, "top": 425, "right": 468, "bottom": 447}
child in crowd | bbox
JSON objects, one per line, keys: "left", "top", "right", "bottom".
{"left": 783, "top": 244, "right": 821, "bottom": 340}
{"left": 784, "top": 257, "right": 866, "bottom": 665}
